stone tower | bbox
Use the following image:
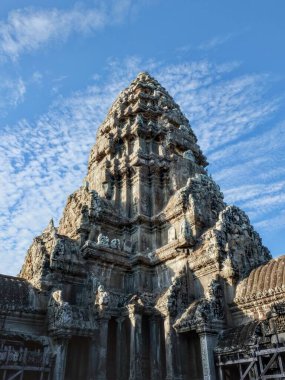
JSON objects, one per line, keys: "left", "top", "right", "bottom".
{"left": 2, "top": 73, "right": 285, "bottom": 380}
{"left": 58, "top": 71, "right": 208, "bottom": 255}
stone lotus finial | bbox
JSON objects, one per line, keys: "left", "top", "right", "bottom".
{"left": 83, "top": 180, "right": 89, "bottom": 190}
{"left": 136, "top": 71, "right": 152, "bottom": 80}
{"left": 44, "top": 218, "right": 57, "bottom": 236}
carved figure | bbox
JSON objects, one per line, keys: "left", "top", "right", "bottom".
{"left": 48, "top": 290, "right": 72, "bottom": 328}
{"left": 183, "top": 150, "right": 195, "bottom": 162}
{"left": 110, "top": 238, "right": 120, "bottom": 249}
{"left": 97, "top": 233, "right": 109, "bottom": 246}
{"left": 179, "top": 124, "right": 189, "bottom": 133}
{"left": 168, "top": 226, "right": 176, "bottom": 242}
{"left": 179, "top": 219, "right": 192, "bottom": 240}
{"left": 97, "top": 285, "right": 110, "bottom": 307}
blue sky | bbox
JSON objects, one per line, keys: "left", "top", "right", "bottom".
{"left": 0, "top": 0, "right": 285, "bottom": 275}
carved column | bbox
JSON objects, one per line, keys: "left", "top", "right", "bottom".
{"left": 150, "top": 315, "right": 162, "bottom": 380}
{"left": 152, "top": 226, "right": 157, "bottom": 251}
{"left": 199, "top": 331, "right": 218, "bottom": 380}
{"left": 53, "top": 337, "right": 69, "bottom": 380}
{"left": 114, "top": 177, "right": 122, "bottom": 210}
{"left": 128, "top": 308, "right": 143, "bottom": 380}
{"left": 150, "top": 171, "right": 156, "bottom": 216}
{"left": 163, "top": 315, "right": 182, "bottom": 380}
{"left": 116, "top": 317, "right": 125, "bottom": 380}
{"left": 97, "top": 316, "right": 110, "bottom": 380}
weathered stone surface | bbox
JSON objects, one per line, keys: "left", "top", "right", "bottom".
{"left": 1, "top": 72, "right": 284, "bottom": 380}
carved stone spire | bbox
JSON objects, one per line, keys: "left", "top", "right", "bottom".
{"left": 86, "top": 71, "right": 207, "bottom": 207}
{"left": 52, "top": 73, "right": 270, "bottom": 265}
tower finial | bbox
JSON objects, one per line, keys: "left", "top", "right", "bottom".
{"left": 48, "top": 218, "right": 54, "bottom": 229}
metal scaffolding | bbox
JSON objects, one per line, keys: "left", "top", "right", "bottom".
{"left": 217, "top": 345, "right": 285, "bottom": 380}
{"left": 0, "top": 343, "right": 54, "bottom": 380}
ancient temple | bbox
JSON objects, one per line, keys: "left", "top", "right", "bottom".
{"left": 1, "top": 72, "right": 285, "bottom": 380}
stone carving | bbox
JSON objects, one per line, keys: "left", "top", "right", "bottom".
{"left": 96, "top": 285, "right": 110, "bottom": 308}
{"left": 207, "top": 278, "right": 224, "bottom": 321}
{"left": 110, "top": 238, "right": 120, "bottom": 249}
{"left": 132, "top": 197, "right": 138, "bottom": 214}
{"left": 97, "top": 233, "right": 109, "bottom": 246}
{"left": 156, "top": 269, "right": 189, "bottom": 317}
{"left": 0, "top": 276, "right": 33, "bottom": 312}
{"left": 174, "top": 299, "right": 211, "bottom": 330}
{"left": 168, "top": 226, "right": 176, "bottom": 242}
{"left": 183, "top": 149, "right": 195, "bottom": 162}
{"left": 123, "top": 240, "right": 132, "bottom": 253}
{"left": 90, "top": 190, "right": 102, "bottom": 216}
{"left": 48, "top": 290, "right": 72, "bottom": 329}
{"left": 179, "top": 124, "right": 190, "bottom": 133}
{"left": 89, "top": 272, "right": 98, "bottom": 293}
{"left": 174, "top": 285, "right": 224, "bottom": 331}
{"left": 135, "top": 114, "right": 144, "bottom": 126}
{"left": 78, "top": 205, "right": 89, "bottom": 228}
{"left": 222, "top": 255, "right": 236, "bottom": 282}
{"left": 179, "top": 219, "right": 192, "bottom": 240}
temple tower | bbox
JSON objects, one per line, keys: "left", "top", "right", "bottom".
{"left": 59, "top": 72, "right": 208, "bottom": 255}
{"left": 7, "top": 72, "right": 274, "bottom": 380}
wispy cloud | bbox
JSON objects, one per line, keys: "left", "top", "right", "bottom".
{"left": 198, "top": 33, "right": 235, "bottom": 50}
{"left": 255, "top": 210, "right": 285, "bottom": 231}
{"left": 156, "top": 64, "right": 279, "bottom": 153}
{"left": 208, "top": 120, "right": 285, "bottom": 229}
{"left": 223, "top": 181, "right": 285, "bottom": 205}
{"left": 0, "top": 56, "right": 284, "bottom": 275}
{"left": 0, "top": 1, "right": 145, "bottom": 60}
{"left": 178, "top": 30, "right": 248, "bottom": 53}
{"left": 0, "top": 77, "right": 26, "bottom": 114}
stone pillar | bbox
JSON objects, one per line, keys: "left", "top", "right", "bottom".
{"left": 122, "top": 172, "right": 128, "bottom": 217}
{"left": 217, "top": 355, "right": 224, "bottom": 380}
{"left": 116, "top": 317, "right": 125, "bottom": 380}
{"left": 150, "top": 315, "right": 162, "bottom": 380}
{"left": 163, "top": 315, "right": 182, "bottom": 380}
{"left": 128, "top": 308, "right": 143, "bottom": 380}
{"left": 97, "top": 317, "right": 110, "bottom": 380}
{"left": 199, "top": 331, "right": 218, "bottom": 380}
{"left": 53, "top": 337, "right": 69, "bottom": 380}
{"left": 152, "top": 226, "right": 157, "bottom": 251}
{"left": 88, "top": 336, "right": 97, "bottom": 380}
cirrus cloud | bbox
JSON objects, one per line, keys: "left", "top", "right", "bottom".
{"left": 0, "top": 1, "right": 148, "bottom": 60}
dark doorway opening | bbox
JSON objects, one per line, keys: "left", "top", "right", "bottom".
{"left": 107, "top": 317, "right": 117, "bottom": 380}
{"left": 142, "top": 315, "right": 151, "bottom": 379}
{"left": 179, "top": 331, "right": 203, "bottom": 380}
{"left": 159, "top": 316, "right": 167, "bottom": 379}
{"left": 65, "top": 336, "right": 90, "bottom": 380}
